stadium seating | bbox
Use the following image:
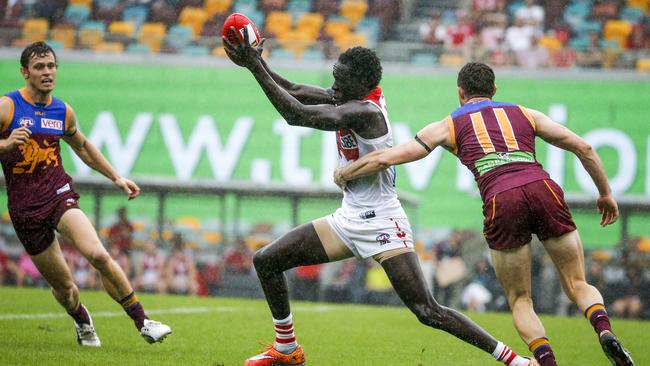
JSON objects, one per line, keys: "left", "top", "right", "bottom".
{"left": 627, "top": 0, "right": 648, "bottom": 14}
{"left": 64, "top": 4, "right": 91, "bottom": 27}
{"left": 335, "top": 32, "right": 366, "bottom": 51}
{"left": 94, "top": 41, "right": 125, "bottom": 53}
{"left": 410, "top": 52, "right": 438, "bottom": 66}
{"left": 340, "top": 0, "right": 368, "bottom": 27}
{"left": 637, "top": 58, "right": 650, "bottom": 72}
{"left": 123, "top": 5, "right": 150, "bottom": 30}
{"left": 278, "top": 30, "right": 314, "bottom": 58}
{"left": 233, "top": 0, "right": 257, "bottom": 14}
{"left": 296, "top": 12, "right": 324, "bottom": 40}
{"left": 139, "top": 22, "right": 167, "bottom": 53}
{"left": 265, "top": 11, "right": 293, "bottom": 37}
{"left": 179, "top": 6, "right": 208, "bottom": 37}
{"left": 620, "top": 6, "right": 645, "bottom": 23}
{"left": 603, "top": 20, "right": 633, "bottom": 49}
{"left": 69, "top": 0, "right": 93, "bottom": 6}
{"left": 127, "top": 43, "right": 152, "bottom": 54}
{"left": 108, "top": 21, "right": 136, "bottom": 37}
{"left": 50, "top": 26, "right": 77, "bottom": 49}
{"left": 79, "top": 21, "right": 106, "bottom": 49}
{"left": 166, "top": 25, "right": 194, "bottom": 50}
{"left": 21, "top": 18, "right": 49, "bottom": 43}
{"left": 205, "top": 0, "right": 232, "bottom": 16}
{"left": 287, "top": 0, "right": 313, "bottom": 19}
{"left": 324, "top": 18, "right": 351, "bottom": 42}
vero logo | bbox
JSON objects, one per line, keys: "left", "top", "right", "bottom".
{"left": 41, "top": 118, "right": 63, "bottom": 130}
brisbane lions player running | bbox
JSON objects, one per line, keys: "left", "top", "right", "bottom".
{"left": 0, "top": 42, "right": 171, "bottom": 346}
{"left": 335, "top": 62, "right": 634, "bottom": 366}
{"left": 224, "top": 30, "right": 535, "bottom": 366}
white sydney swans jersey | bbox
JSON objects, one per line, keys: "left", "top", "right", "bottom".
{"left": 336, "top": 87, "right": 407, "bottom": 219}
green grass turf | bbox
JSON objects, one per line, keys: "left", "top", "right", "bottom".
{"left": 0, "top": 287, "right": 647, "bottom": 365}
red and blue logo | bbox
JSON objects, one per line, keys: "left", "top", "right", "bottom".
{"left": 376, "top": 233, "right": 391, "bottom": 245}
{"left": 19, "top": 116, "right": 35, "bottom": 128}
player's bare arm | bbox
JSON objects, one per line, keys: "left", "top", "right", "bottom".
{"left": 0, "top": 97, "right": 31, "bottom": 153}
{"left": 62, "top": 106, "right": 140, "bottom": 200}
{"left": 223, "top": 37, "right": 333, "bottom": 105}
{"left": 529, "top": 107, "right": 618, "bottom": 226}
{"left": 334, "top": 119, "right": 452, "bottom": 187}
{"left": 224, "top": 28, "right": 376, "bottom": 132}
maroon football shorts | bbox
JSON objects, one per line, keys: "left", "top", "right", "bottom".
{"left": 10, "top": 192, "right": 80, "bottom": 256}
{"left": 482, "top": 179, "right": 576, "bottom": 250}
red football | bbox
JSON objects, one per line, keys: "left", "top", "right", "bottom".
{"left": 222, "top": 12, "right": 261, "bottom": 49}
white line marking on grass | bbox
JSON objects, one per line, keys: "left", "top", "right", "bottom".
{"left": 0, "top": 306, "right": 242, "bottom": 320}
{"left": 0, "top": 303, "right": 352, "bottom": 321}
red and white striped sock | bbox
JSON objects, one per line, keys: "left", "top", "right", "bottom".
{"left": 273, "top": 314, "right": 298, "bottom": 354}
{"left": 492, "top": 341, "right": 530, "bottom": 366}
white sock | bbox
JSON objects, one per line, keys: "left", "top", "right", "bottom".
{"left": 492, "top": 341, "right": 530, "bottom": 366}
{"left": 273, "top": 314, "right": 298, "bottom": 354}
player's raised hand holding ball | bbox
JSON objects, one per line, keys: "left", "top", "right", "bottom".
{"left": 221, "top": 13, "right": 265, "bottom": 67}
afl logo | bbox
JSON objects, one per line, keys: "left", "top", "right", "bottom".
{"left": 19, "top": 117, "right": 35, "bottom": 128}
{"left": 376, "top": 233, "right": 391, "bottom": 245}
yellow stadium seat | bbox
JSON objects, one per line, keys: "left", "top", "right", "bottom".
{"left": 50, "top": 26, "right": 76, "bottom": 49}
{"left": 340, "top": 0, "right": 368, "bottom": 27}
{"left": 296, "top": 13, "right": 324, "bottom": 40}
{"left": 179, "top": 6, "right": 207, "bottom": 37}
{"left": 212, "top": 46, "right": 227, "bottom": 57}
{"left": 22, "top": 18, "right": 49, "bottom": 43}
{"left": 176, "top": 216, "right": 202, "bottom": 230}
{"left": 138, "top": 22, "right": 166, "bottom": 53}
{"left": 79, "top": 28, "right": 104, "bottom": 48}
{"left": 69, "top": 0, "right": 93, "bottom": 6}
{"left": 205, "top": 0, "right": 232, "bottom": 17}
{"left": 335, "top": 32, "right": 366, "bottom": 52}
{"left": 324, "top": 19, "right": 351, "bottom": 42}
{"left": 603, "top": 20, "right": 632, "bottom": 49}
{"left": 439, "top": 53, "right": 465, "bottom": 66}
{"left": 266, "top": 11, "right": 293, "bottom": 37}
{"left": 202, "top": 231, "right": 223, "bottom": 245}
{"left": 637, "top": 58, "right": 650, "bottom": 72}
{"left": 627, "top": 0, "right": 648, "bottom": 14}
{"left": 538, "top": 36, "right": 562, "bottom": 50}
{"left": 94, "top": 41, "right": 125, "bottom": 53}
{"left": 278, "top": 30, "right": 314, "bottom": 58}
{"left": 108, "top": 21, "right": 136, "bottom": 37}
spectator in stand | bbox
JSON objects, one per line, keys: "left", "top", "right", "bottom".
{"left": 515, "top": 0, "right": 545, "bottom": 32}
{"left": 549, "top": 37, "right": 577, "bottom": 68}
{"left": 16, "top": 250, "right": 44, "bottom": 287}
{"left": 472, "top": 0, "right": 506, "bottom": 15}
{"left": 0, "top": 235, "right": 17, "bottom": 285}
{"left": 461, "top": 258, "right": 495, "bottom": 313}
{"left": 627, "top": 24, "right": 646, "bottom": 50}
{"left": 32, "top": 0, "right": 67, "bottom": 25}
{"left": 109, "top": 244, "right": 131, "bottom": 281}
{"left": 224, "top": 238, "right": 254, "bottom": 275}
{"left": 611, "top": 267, "right": 644, "bottom": 318}
{"left": 490, "top": 36, "right": 512, "bottom": 67}
{"left": 134, "top": 239, "right": 165, "bottom": 293}
{"left": 107, "top": 207, "right": 134, "bottom": 254}
{"left": 313, "top": 0, "right": 339, "bottom": 19}
{"left": 577, "top": 31, "right": 605, "bottom": 68}
{"left": 515, "top": 34, "right": 549, "bottom": 68}
{"left": 1, "top": 0, "right": 23, "bottom": 27}
{"left": 62, "top": 239, "right": 98, "bottom": 290}
{"left": 480, "top": 13, "right": 507, "bottom": 52}
{"left": 505, "top": 17, "right": 535, "bottom": 53}
{"left": 368, "top": 0, "right": 402, "bottom": 40}
{"left": 433, "top": 230, "right": 466, "bottom": 308}
{"left": 163, "top": 232, "right": 197, "bottom": 295}
{"left": 419, "top": 11, "right": 445, "bottom": 46}
{"left": 320, "top": 259, "right": 357, "bottom": 303}
{"left": 447, "top": 10, "right": 475, "bottom": 49}
{"left": 150, "top": 0, "right": 180, "bottom": 27}
{"left": 290, "top": 264, "right": 322, "bottom": 302}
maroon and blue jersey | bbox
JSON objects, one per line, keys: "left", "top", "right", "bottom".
{"left": 0, "top": 89, "right": 74, "bottom": 216}
{"left": 447, "top": 100, "right": 550, "bottom": 201}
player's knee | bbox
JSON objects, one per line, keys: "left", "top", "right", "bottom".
{"left": 52, "top": 280, "right": 78, "bottom": 298}
{"left": 415, "top": 303, "right": 447, "bottom": 329}
{"left": 508, "top": 292, "right": 533, "bottom": 309}
{"left": 88, "top": 249, "right": 111, "bottom": 269}
{"left": 252, "top": 249, "right": 271, "bottom": 274}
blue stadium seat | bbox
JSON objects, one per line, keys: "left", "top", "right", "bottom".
{"left": 564, "top": 2, "right": 592, "bottom": 29}
{"left": 64, "top": 5, "right": 90, "bottom": 27}
{"left": 233, "top": 0, "right": 257, "bottom": 14}
{"left": 247, "top": 9, "right": 265, "bottom": 29}
{"left": 356, "top": 16, "right": 380, "bottom": 44}
{"left": 508, "top": 1, "right": 525, "bottom": 19}
{"left": 270, "top": 48, "right": 296, "bottom": 60}
{"left": 46, "top": 40, "right": 65, "bottom": 51}
{"left": 182, "top": 45, "right": 210, "bottom": 56}
{"left": 80, "top": 20, "right": 107, "bottom": 32}
{"left": 127, "top": 43, "right": 151, "bottom": 54}
{"left": 166, "top": 25, "right": 193, "bottom": 50}
{"left": 122, "top": 5, "right": 149, "bottom": 30}
{"left": 411, "top": 52, "right": 438, "bottom": 66}
{"left": 288, "top": 0, "right": 312, "bottom": 20}
{"left": 569, "top": 36, "right": 591, "bottom": 50}
{"left": 95, "top": 0, "right": 120, "bottom": 10}
{"left": 620, "top": 7, "right": 645, "bottom": 23}
{"left": 600, "top": 38, "right": 620, "bottom": 50}
{"left": 574, "top": 20, "right": 602, "bottom": 36}
{"left": 300, "top": 48, "right": 324, "bottom": 60}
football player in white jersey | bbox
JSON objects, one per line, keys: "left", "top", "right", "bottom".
{"left": 224, "top": 30, "right": 536, "bottom": 366}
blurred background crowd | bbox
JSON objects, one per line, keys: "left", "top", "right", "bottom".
{"left": 0, "top": 206, "right": 648, "bottom": 319}
{"left": 0, "top": 0, "right": 649, "bottom": 69}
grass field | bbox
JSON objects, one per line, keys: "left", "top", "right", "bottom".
{"left": 0, "top": 287, "right": 647, "bottom": 366}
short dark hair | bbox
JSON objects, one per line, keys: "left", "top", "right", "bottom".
{"left": 457, "top": 62, "right": 495, "bottom": 99}
{"left": 338, "top": 47, "right": 382, "bottom": 89}
{"left": 20, "top": 41, "right": 56, "bottom": 68}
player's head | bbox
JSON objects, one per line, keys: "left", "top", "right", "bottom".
{"left": 456, "top": 62, "right": 496, "bottom": 105}
{"left": 331, "top": 47, "right": 382, "bottom": 104}
{"left": 20, "top": 41, "right": 58, "bottom": 94}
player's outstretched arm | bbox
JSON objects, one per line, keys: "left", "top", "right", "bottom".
{"left": 529, "top": 107, "right": 618, "bottom": 226}
{"left": 224, "top": 28, "right": 368, "bottom": 131}
{"left": 62, "top": 106, "right": 140, "bottom": 200}
{"left": 334, "top": 119, "right": 450, "bottom": 187}
{"left": 224, "top": 37, "right": 333, "bottom": 105}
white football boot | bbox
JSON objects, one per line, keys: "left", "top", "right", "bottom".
{"left": 140, "top": 319, "right": 172, "bottom": 343}
{"left": 73, "top": 314, "right": 101, "bottom": 347}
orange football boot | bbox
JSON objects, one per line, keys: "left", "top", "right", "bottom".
{"left": 244, "top": 345, "right": 305, "bottom": 366}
